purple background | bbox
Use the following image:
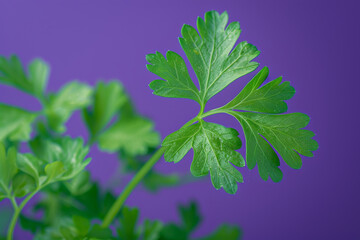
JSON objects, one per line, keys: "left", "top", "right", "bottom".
{"left": 1, "top": 0, "right": 359, "bottom": 239}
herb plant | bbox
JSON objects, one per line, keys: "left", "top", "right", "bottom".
{"left": 0, "top": 10, "right": 318, "bottom": 240}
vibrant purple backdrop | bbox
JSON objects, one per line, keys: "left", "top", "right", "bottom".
{"left": 1, "top": 0, "right": 359, "bottom": 239}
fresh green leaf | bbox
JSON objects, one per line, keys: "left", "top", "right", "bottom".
{"left": 64, "top": 170, "right": 93, "bottom": 196}
{"left": 0, "top": 144, "right": 18, "bottom": 193}
{"left": 223, "top": 66, "right": 295, "bottom": 113}
{"left": 28, "top": 59, "right": 50, "bottom": 99}
{"left": 163, "top": 121, "right": 244, "bottom": 194}
{"left": 147, "top": 10, "right": 259, "bottom": 105}
{"left": 83, "top": 81, "right": 128, "bottom": 138}
{"left": 98, "top": 116, "right": 160, "bottom": 156}
{"left": 178, "top": 201, "right": 201, "bottom": 233}
{"left": 118, "top": 207, "right": 140, "bottom": 240}
{"left": 229, "top": 112, "right": 318, "bottom": 180}
{"left": 0, "top": 104, "right": 36, "bottom": 142}
{"left": 45, "top": 161, "right": 65, "bottom": 182}
{"left": 0, "top": 56, "right": 49, "bottom": 98}
{"left": 16, "top": 154, "right": 44, "bottom": 187}
{"left": 45, "top": 81, "right": 92, "bottom": 132}
{"left": 30, "top": 136, "right": 91, "bottom": 181}
{"left": 143, "top": 220, "right": 163, "bottom": 240}
{"left": 198, "top": 225, "right": 241, "bottom": 240}
{"left": 146, "top": 51, "right": 201, "bottom": 103}
{"left": 12, "top": 172, "right": 36, "bottom": 197}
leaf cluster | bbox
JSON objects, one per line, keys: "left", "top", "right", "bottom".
{"left": 147, "top": 10, "right": 318, "bottom": 194}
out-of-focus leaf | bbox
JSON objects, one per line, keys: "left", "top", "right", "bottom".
{"left": 73, "top": 215, "right": 91, "bottom": 237}
{"left": 0, "top": 104, "right": 36, "bottom": 142}
{"left": 12, "top": 172, "right": 36, "bottom": 197}
{"left": 87, "top": 224, "right": 114, "bottom": 239}
{"left": 64, "top": 170, "right": 92, "bottom": 196}
{"left": 159, "top": 224, "right": 188, "bottom": 240}
{"left": 0, "top": 144, "right": 18, "bottom": 194}
{"left": 0, "top": 56, "right": 49, "bottom": 99}
{"left": 118, "top": 207, "right": 140, "bottom": 240}
{"left": 197, "top": 225, "right": 242, "bottom": 240}
{"left": 143, "top": 220, "right": 163, "bottom": 240}
{"left": 143, "top": 172, "right": 180, "bottom": 192}
{"left": 178, "top": 201, "right": 201, "bottom": 233}
{"left": 45, "top": 161, "right": 65, "bottom": 182}
{"left": 30, "top": 136, "right": 91, "bottom": 182}
{"left": 83, "top": 81, "right": 127, "bottom": 139}
{"left": 19, "top": 215, "right": 45, "bottom": 234}
{"left": 44, "top": 81, "right": 92, "bottom": 132}
{"left": 99, "top": 116, "right": 160, "bottom": 156}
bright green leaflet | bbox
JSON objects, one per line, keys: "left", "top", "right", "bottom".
{"left": 147, "top": 11, "right": 259, "bottom": 106}
{"left": 219, "top": 67, "right": 318, "bottom": 181}
{"left": 222, "top": 66, "right": 295, "bottom": 113}
{"left": 163, "top": 121, "right": 244, "bottom": 194}
{"left": 0, "top": 56, "right": 49, "bottom": 99}
{"left": 98, "top": 116, "right": 160, "bottom": 156}
{"left": 83, "top": 80, "right": 128, "bottom": 139}
{"left": 0, "top": 104, "right": 36, "bottom": 142}
{"left": 45, "top": 81, "right": 92, "bottom": 132}
{"left": 0, "top": 144, "right": 18, "bottom": 196}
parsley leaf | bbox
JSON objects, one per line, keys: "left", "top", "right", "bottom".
{"left": 0, "top": 104, "right": 37, "bottom": 142}
{"left": 197, "top": 225, "right": 242, "bottom": 240}
{"left": 117, "top": 207, "right": 140, "bottom": 240}
{"left": 0, "top": 144, "right": 18, "bottom": 197}
{"left": 223, "top": 66, "right": 295, "bottom": 113}
{"left": 45, "top": 81, "right": 92, "bottom": 132}
{"left": 229, "top": 112, "right": 318, "bottom": 179}
{"left": 83, "top": 81, "right": 128, "bottom": 139}
{"left": 147, "top": 11, "right": 259, "bottom": 105}
{"left": 163, "top": 121, "right": 244, "bottom": 194}
{"left": 0, "top": 56, "right": 49, "bottom": 99}
{"left": 98, "top": 115, "right": 160, "bottom": 156}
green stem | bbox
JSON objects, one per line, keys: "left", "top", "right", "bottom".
{"left": 101, "top": 147, "right": 166, "bottom": 228}
{"left": 7, "top": 190, "right": 39, "bottom": 240}
{"left": 100, "top": 107, "right": 226, "bottom": 228}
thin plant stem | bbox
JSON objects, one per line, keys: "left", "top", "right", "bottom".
{"left": 101, "top": 147, "right": 166, "bottom": 228}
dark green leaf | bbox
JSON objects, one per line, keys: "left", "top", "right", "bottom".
{"left": 143, "top": 220, "right": 163, "bottom": 240}
{"left": 178, "top": 201, "right": 201, "bottom": 233}
{"left": 87, "top": 224, "right": 114, "bottom": 239}
{"left": 163, "top": 121, "right": 244, "bottom": 194}
{"left": 159, "top": 224, "right": 188, "bottom": 240}
{"left": 117, "top": 207, "right": 140, "bottom": 240}
{"left": 73, "top": 215, "right": 91, "bottom": 237}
